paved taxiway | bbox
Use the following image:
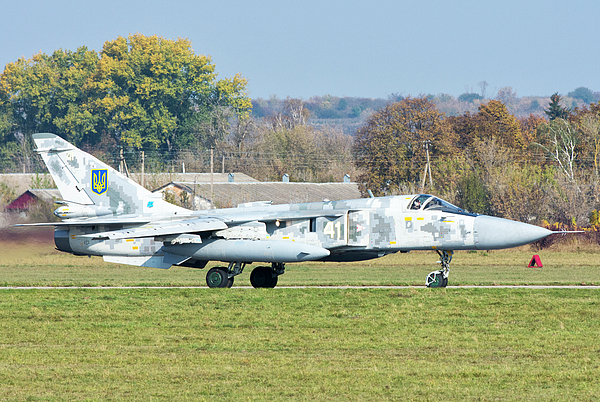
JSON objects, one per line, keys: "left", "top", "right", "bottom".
{"left": 1, "top": 286, "right": 599, "bottom": 290}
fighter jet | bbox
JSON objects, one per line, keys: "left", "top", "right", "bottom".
{"left": 19, "top": 133, "right": 557, "bottom": 288}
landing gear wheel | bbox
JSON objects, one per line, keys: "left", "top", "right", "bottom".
{"left": 425, "top": 250, "right": 453, "bottom": 288}
{"left": 426, "top": 271, "right": 448, "bottom": 288}
{"left": 227, "top": 277, "right": 234, "bottom": 288}
{"left": 269, "top": 275, "right": 278, "bottom": 288}
{"left": 250, "top": 266, "right": 276, "bottom": 288}
{"left": 206, "top": 267, "right": 229, "bottom": 288}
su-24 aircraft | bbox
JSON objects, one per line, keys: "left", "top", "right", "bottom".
{"left": 19, "top": 133, "right": 561, "bottom": 288}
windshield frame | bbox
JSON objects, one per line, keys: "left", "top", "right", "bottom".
{"left": 408, "top": 194, "right": 467, "bottom": 214}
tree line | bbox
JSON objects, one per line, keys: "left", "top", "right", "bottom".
{"left": 0, "top": 35, "right": 354, "bottom": 183}
{"left": 354, "top": 94, "right": 600, "bottom": 229}
{"left": 0, "top": 34, "right": 251, "bottom": 172}
{"left": 2, "top": 35, "right": 600, "bottom": 229}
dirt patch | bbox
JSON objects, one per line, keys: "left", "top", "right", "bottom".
{"left": 0, "top": 226, "right": 54, "bottom": 245}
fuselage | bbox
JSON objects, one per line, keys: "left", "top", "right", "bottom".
{"left": 56, "top": 194, "right": 552, "bottom": 265}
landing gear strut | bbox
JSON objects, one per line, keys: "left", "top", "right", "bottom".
{"left": 250, "top": 262, "right": 285, "bottom": 288}
{"left": 426, "top": 250, "right": 453, "bottom": 288}
{"left": 205, "top": 262, "right": 286, "bottom": 289}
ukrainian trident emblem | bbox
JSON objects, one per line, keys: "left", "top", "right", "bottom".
{"left": 91, "top": 169, "right": 108, "bottom": 195}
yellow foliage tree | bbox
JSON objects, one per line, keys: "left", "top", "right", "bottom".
{"left": 353, "top": 96, "right": 457, "bottom": 196}
{"left": 451, "top": 100, "right": 525, "bottom": 151}
{"left": 0, "top": 34, "right": 251, "bottom": 152}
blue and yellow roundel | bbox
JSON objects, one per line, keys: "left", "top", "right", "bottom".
{"left": 91, "top": 169, "right": 108, "bottom": 195}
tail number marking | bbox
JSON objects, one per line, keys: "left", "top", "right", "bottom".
{"left": 324, "top": 221, "right": 344, "bottom": 240}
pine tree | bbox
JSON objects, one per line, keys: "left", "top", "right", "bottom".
{"left": 544, "top": 93, "right": 570, "bottom": 121}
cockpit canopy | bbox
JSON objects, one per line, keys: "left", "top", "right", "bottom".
{"left": 408, "top": 194, "right": 465, "bottom": 214}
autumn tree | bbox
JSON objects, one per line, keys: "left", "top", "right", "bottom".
{"left": 353, "top": 96, "right": 456, "bottom": 196}
{"left": 218, "top": 120, "right": 355, "bottom": 183}
{"left": 579, "top": 114, "right": 600, "bottom": 178}
{"left": 519, "top": 114, "right": 547, "bottom": 147}
{"left": 465, "top": 139, "right": 553, "bottom": 223}
{"left": 534, "top": 117, "right": 587, "bottom": 226}
{"left": 0, "top": 47, "right": 99, "bottom": 143}
{"left": 458, "top": 93, "right": 483, "bottom": 103}
{"left": 570, "top": 104, "right": 600, "bottom": 180}
{"left": 0, "top": 96, "right": 16, "bottom": 171}
{"left": 85, "top": 34, "right": 251, "bottom": 151}
{"left": 535, "top": 119, "right": 579, "bottom": 183}
{"left": 450, "top": 100, "right": 525, "bottom": 151}
{"left": 0, "top": 34, "right": 251, "bottom": 158}
{"left": 268, "top": 97, "right": 310, "bottom": 130}
{"left": 496, "top": 86, "right": 517, "bottom": 107}
{"left": 455, "top": 168, "right": 490, "bottom": 214}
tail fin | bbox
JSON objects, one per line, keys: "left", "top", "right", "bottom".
{"left": 33, "top": 133, "right": 187, "bottom": 216}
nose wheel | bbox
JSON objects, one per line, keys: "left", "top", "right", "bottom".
{"left": 426, "top": 271, "right": 448, "bottom": 287}
{"left": 426, "top": 250, "right": 453, "bottom": 288}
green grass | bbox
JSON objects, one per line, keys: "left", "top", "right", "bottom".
{"left": 2, "top": 227, "right": 600, "bottom": 400}
{"left": 1, "top": 233, "right": 599, "bottom": 286}
{"left": 1, "top": 288, "right": 599, "bottom": 401}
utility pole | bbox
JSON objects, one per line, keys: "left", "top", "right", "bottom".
{"left": 119, "top": 148, "right": 130, "bottom": 178}
{"left": 141, "top": 150, "right": 145, "bottom": 188}
{"left": 210, "top": 147, "right": 214, "bottom": 208}
{"left": 420, "top": 140, "right": 433, "bottom": 191}
{"left": 119, "top": 148, "right": 123, "bottom": 174}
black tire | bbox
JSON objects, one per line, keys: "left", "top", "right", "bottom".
{"left": 427, "top": 272, "right": 445, "bottom": 288}
{"left": 206, "top": 267, "right": 229, "bottom": 288}
{"left": 227, "top": 276, "right": 234, "bottom": 288}
{"left": 250, "top": 266, "right": 274, "bottom": 288}
{"left": 267, "top": 274, "right": 278, "bottom": 288}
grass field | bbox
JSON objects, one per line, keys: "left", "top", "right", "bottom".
{"left": 1, "top": 288, "right": 600, "bottom": 401}
{"left": 1, "top": 227, "right": 600, "bottom": 401}
{"left": 2, "top": 227, "right": 600, "bottom": 287}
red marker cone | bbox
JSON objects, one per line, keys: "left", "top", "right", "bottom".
{"left": 528, "top": 255, "right": 543, "bottom": 268}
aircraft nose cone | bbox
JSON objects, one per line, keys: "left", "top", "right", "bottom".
{"left": 474, "top": 216, "right": 552, "bottom": 250}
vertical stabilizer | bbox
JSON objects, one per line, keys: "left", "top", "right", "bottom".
{"left": 33, "top": 133, "right": 187, "bottom": 216}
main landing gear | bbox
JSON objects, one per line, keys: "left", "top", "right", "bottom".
{"left": 205, "top": 262, "right": 286, "bottom": 289}
{"left": 426, "top": 250, "right": 453, "bottom": 288}
{"left": 250, "top": 262, "right": 285, "bottom": 288}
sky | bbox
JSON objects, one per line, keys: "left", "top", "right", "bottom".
{"left": 2, "top": 0, "right": 599, "bottom": 100}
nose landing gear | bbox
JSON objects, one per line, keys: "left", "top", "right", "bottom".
{"left": 426, "top": 250, "right": 453, "bottom": 288}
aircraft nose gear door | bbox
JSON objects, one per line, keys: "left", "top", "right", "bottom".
{"left": 426, "top": 250, "right": 453, "bottom": 288}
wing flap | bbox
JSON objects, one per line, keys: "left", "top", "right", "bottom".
{"left": 214, "top": 209, "right": 347, "bottom": 224}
